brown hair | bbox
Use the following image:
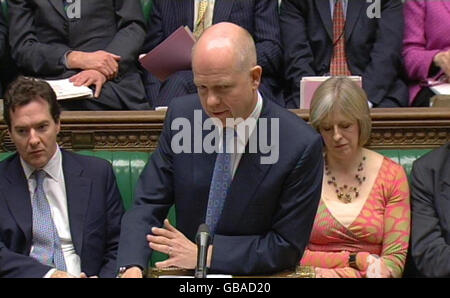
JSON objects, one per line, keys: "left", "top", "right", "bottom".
{"left": 3, "top": 76, "right": 61, "bottom": 129}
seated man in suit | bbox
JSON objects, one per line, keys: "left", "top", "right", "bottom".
{"left": 142, "top": 0, "right": 285, "bottom": 108}
{"left": 0, "top": 7, "right": 7, "bottom": 97}
{"left": 410, "top": 143, "right": 450, "bottom": 277}
{"left": 117, "top": 22, "right": 323, "bottom": 277}
{"left": 0, "top": 77, "right": 124, "bottom": 278}
{"left": 280, "top": 0, "right": 408, "bottom": 108}
{"left": 7, "top": 0, "right": 149, "bottom": 110}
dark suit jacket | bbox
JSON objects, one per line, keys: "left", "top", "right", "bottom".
{"left": 0, "top": 150, "right": 124, "bottom": 278}
{"left": 8, "top": 0, "right": 149, "bottom": 110}
{"left": 143, "top": 0, "right": 285, "bottom": 107}
{"left": 280, "top": 0, "right": 408, "bottom": 108}
{"left": 0, "top": 8, "right": 7, "bottom": 96}
{"left": 117, "top": 92, "right": 323, "bottom": 275}
{"left": 410, "top": 143, "right": 450, "bottom": 277}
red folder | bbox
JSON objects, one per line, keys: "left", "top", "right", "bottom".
{"left": 139, "top": 26, "right": 196, "bottom": 81}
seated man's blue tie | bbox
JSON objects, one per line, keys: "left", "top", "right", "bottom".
{"left": 29, "top": 170, "right": 67, "bottom": 271}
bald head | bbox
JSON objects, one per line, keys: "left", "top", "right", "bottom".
{"left": 191, "top": 22, "right": 262, "bottom": 127}
{"left": 192, "top": 22, "right": 257, "bottom": 72}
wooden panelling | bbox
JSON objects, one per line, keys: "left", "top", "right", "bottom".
{"left": 1, "top": 108, "right": 450, "bottom": 152}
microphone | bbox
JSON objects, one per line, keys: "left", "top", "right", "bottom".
{"left": 194, "top": 223, "right": 211, "bottom": 278}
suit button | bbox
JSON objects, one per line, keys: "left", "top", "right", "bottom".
{"left": 63, "top": 22, "right": 69, "bottom": 31}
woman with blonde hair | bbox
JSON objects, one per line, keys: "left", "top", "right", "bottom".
{"left": 300, "top": 77, "right": 411, "bottom": 278}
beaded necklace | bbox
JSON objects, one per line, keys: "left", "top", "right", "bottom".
{"left": 325, "top": 154, "right": 366, "bottom": 203}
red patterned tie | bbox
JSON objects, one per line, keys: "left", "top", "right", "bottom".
{"left": 330, "top": 0, "right": 351, "bottom": 76}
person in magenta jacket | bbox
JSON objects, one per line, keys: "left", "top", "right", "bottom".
{"left": 403, "top": 0, "right": 450, "bottom": 106}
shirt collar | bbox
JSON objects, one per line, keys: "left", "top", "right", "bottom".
{"left": 211, "top": 91, "right": 263, "bottom": 147}
{"left": 236, "top": 91, "right": 263, "bottom": 147}
{"left": 21, "top": 145, "right": 62, "bottom": 182}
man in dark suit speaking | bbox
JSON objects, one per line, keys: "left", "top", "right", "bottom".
{"left": 117, "top": 22, "right": 323, "bottom": 278}
{"left": 7, "top": 0, "right": 149, "bottom": 111}
{"left": 0, "top": 77, "right": 124, "bottom": 277}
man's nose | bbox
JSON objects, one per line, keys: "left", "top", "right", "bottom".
{"left": 29, "top": 129, "right": 40, "bottom": 146}
{"left": 206, "top": 92, "right": 220, "bottom": 107}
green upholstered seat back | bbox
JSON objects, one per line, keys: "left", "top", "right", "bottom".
{"left": 376, "top": 149, "right": 432, "bottom": 176}
{"left": 76, "top": 151, "right": 149, "bottom": 210}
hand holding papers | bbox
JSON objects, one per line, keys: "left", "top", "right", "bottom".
{"left": 45, "top": 78, "right": 93, "bottom": 100}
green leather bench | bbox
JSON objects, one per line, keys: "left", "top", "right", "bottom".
{"left": 0, "top": 148, "right": 433, "bottom": 268}
{"left": 0, "top": 0, "right": 153, "bottom": 22}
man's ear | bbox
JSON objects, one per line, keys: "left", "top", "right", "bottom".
{"left": 250, "top": 65, "right": 262, "bottom": 91}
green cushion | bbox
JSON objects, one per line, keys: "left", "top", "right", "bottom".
{"left": 76, "top": 151, "right": 149, "bottom": 210}
{"left": 376, "top": 149, "right": 432, "bottom": 176}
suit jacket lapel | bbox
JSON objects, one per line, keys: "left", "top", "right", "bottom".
{"left": 316, "top": 0, "right": 333, "bottom": 41}
{"left": 4, "top": 155, "right": 33, "bottom": 246}
{"left": 49, "top": 0, "right": 67, "bottom": 19}
{"left": 345, "top": 0, "right": 365, "bottom": 40}
{"left": 212, "top": 0, "right": 235, "bottom": 24}
{"left": 62, "top": 150, "right": 91, "bottom": 256}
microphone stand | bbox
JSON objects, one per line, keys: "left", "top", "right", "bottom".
{"left": 195, "top": 223, "right": 211, "bottom": 278}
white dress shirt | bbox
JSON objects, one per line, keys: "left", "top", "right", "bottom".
{"left": 212, "top": 92, "right": 263, "bottom": 178}
{"left": 21, "top": 146, "right": 81, "bottom": 277}
{"left": 329, "top": 0, "right": 348, "bottom": 19}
